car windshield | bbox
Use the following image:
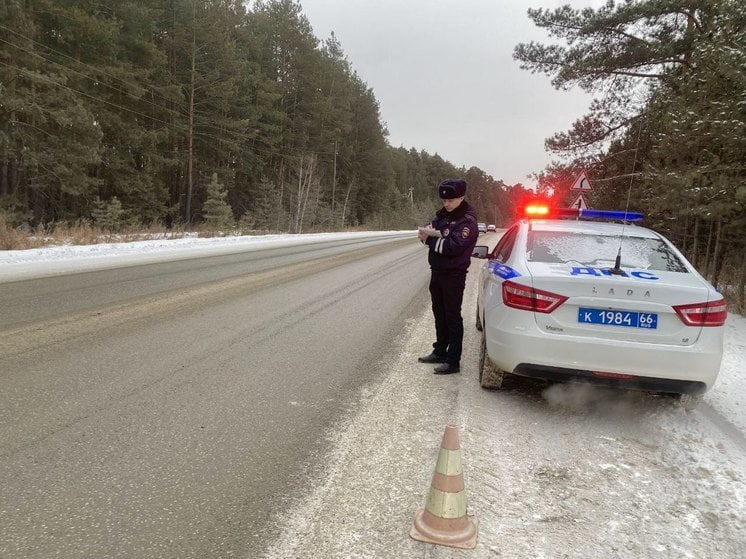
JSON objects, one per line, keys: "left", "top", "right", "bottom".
{"left": 526, "top": 230, "right": 688, "bottom": 272}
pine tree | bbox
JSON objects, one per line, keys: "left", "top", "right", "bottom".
{"left": 91, "top": 196, "right": 125, "bottom": 231}
{"left": 0, "top": 0, "right": 104, "bottom": 223}
{"left": 515, "top": 0, "right": 745, "bottom": 303}
{"left": 202, "top": 172, "right": 234, "bottom": 229}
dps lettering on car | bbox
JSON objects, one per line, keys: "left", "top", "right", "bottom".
{"left": 570, "top": 266, "right": 660, "bottom": 280}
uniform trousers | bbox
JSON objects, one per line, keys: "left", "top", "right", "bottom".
{"left": 428, "top": 270, "right": 467, "bottom": 365}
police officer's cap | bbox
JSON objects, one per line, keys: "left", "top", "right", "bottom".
{"left": 438, "top": 179, "right": 467, "bottom": 199}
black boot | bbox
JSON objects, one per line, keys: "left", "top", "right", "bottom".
{"left": 418, "top": 352, "right": 447, "bottom": 364}
{"left": 433, "top": 363, "right": 460, "bottom": 374}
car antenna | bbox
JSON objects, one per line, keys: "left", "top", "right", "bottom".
{"left": 609, "top": 122, "right": 643, "bottom": 276}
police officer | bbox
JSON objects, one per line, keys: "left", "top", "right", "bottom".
{"left": 417, "top": 178, "right": 478, "bottom": 374}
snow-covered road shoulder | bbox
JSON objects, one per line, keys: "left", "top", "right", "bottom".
{"left": 0, "top": 231, "right": 412, "bottom": 283}
{"left": 707, "top": 312, "right": 746, "bottom": 434}
{"left": 261, "top": 263, "right": 746, "bottom": 559}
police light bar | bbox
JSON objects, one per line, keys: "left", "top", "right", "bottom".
{"left": 523, "top": 206, "right": 644, "bottom": 222}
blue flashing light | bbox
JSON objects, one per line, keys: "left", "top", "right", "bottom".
{"left": 578, "top": 209, "right": 644, "bottom": 221}
{"left": 551, "top": 208, "right": 644, "bottom": 221}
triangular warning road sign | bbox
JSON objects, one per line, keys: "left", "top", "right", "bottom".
{"left": 569, "top": 193, "right": 589, "bottom": 210}
{"left": 571, "top": 171, "right": 592, "bottom": 191}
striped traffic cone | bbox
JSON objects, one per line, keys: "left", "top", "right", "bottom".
{"left": 410, "top": 424, "right": 479, "bottom": 549}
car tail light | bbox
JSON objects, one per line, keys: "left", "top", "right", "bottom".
{"left": 673, "top": 299, "right": 727, "bottom": 327}
{"left": 502, "top": 281, "right": 568, "bottom": 313}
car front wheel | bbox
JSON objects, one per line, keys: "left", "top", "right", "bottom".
{"left": 479, "top": 329, "right": 507, "bottom": 389}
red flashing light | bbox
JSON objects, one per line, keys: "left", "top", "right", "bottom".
{"left": 673, "top": 300, "right": 727, "bottom": 327}
{"left": 502, "top": 280, "right": 568, "bottom": 313}
{"left": 524, "top": 204, "right": 551, "bottom": 217}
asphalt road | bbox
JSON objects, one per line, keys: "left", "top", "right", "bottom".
{"left": 0, "top": 234, "right": 430, "bottom": 558}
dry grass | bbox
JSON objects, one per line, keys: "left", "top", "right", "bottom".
{"left": 1, "top": 210, "right": 379, "bottom": 255}
{"left": 0, "top": 218, "right": 180, "bottom": 250}
{"left": 0, "top": 218, "right": 299, "bottom": 250}
{"left": 0, "top": 216, "right": 40, "bottom": 250}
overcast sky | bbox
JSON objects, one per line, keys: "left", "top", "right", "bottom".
{"left": 297, "top": 0, "right": 603, "bottom": 186}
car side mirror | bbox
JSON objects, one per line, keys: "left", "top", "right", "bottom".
{"left": 471, "top": 245, "right": 489, "bottom": 259}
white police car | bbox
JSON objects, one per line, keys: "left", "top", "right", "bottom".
{"left": 472, "top": 205, "right": 726, "bottom": 409}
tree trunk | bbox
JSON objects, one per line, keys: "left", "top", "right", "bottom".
{"left": 738, "top": 244, "right": 746, "bottom": 313}
{"left": 703, "top": 219, "right": 713, "bottom": 276}
{"left": 276, "top": 160, "right": 285, "bottom": 231}
{"left": 299, "top": 155, "right": 316, "bottom": 234}
{"left": 331, "top": 140, "right": 337, "bottom": 223}
{"left": 341, "top": 177, "right": 355, "bottom": 229}
{"left": 690, "top": 216, "right": 700, "bottom": 267}
{"left": 709, "top": 219, "right": 721, "bottom": 282}
{"left": 681, "top": 209, "right": 689, "bottom": 255}
{"left": 710, "top": 219, "right": 723, "bottom": 288}
{"left": 294, "top": 155, "right": 303, "bottom": 233}
{"left": 683, "top": 8, "right": 696, "bottom": 68}
{"left": 293, "top": 154, "right": 317, "bottom": 234}
{"left": 311, "top": 175, "right": 323, "bottom": 229}
{"left": 185, "top": 2, "right": 197, "bottom": 226}
{"left": 169, "top": 0, "right": 179, "bottom": 211}
{"left": 0, "top": 162, "right": 8, "bottom": 197}
{"left": 1, "top": 64, "right": 17, "bottom": 197}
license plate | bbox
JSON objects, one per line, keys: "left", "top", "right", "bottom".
{"left": 578, "top": 308, "right": 658, "bottom": 329}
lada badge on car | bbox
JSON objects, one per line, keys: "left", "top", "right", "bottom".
{"left": 591, "top": 286, "right": 652, "bottom": 297}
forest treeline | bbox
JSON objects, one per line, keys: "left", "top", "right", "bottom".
{"left": 0, "top": 0, "right": 525, "bottom": 235}
{"left": 516, "top": 0, "right": 745, "bottom": 306}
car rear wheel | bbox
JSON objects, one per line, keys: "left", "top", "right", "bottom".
{"left": 479, "top": 329, "right": 506, "bottom": 389}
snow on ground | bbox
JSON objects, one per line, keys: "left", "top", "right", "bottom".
{"left": 0, "top": 231, "right": 409, "bottom": 283}
{"left": 2, "top": 232, "right": 745, "bottom": 557}
{"left": 709, "top": 313, "right": 746, "bottom": 434}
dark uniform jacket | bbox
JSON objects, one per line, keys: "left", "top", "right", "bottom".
{"left": 425, "top": 201, "right": 479, "bottom": 272}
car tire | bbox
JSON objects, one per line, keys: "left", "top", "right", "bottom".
{"left": 475, "top": 304, "right": 483, "bottom": 331}
{"left": 479, "top": 329, "right": 506, "bottom": 389}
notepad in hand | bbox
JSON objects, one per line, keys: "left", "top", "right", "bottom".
{"left": 418, "top": 227, "right": 442, "bottom": 238}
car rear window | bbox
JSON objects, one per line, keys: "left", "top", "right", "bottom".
{"left": 526, "top": 231, "right": 688, "bottom": 272}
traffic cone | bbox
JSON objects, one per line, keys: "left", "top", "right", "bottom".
{"left": 410, "top": 424, "right": 478, "bottom": 549}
